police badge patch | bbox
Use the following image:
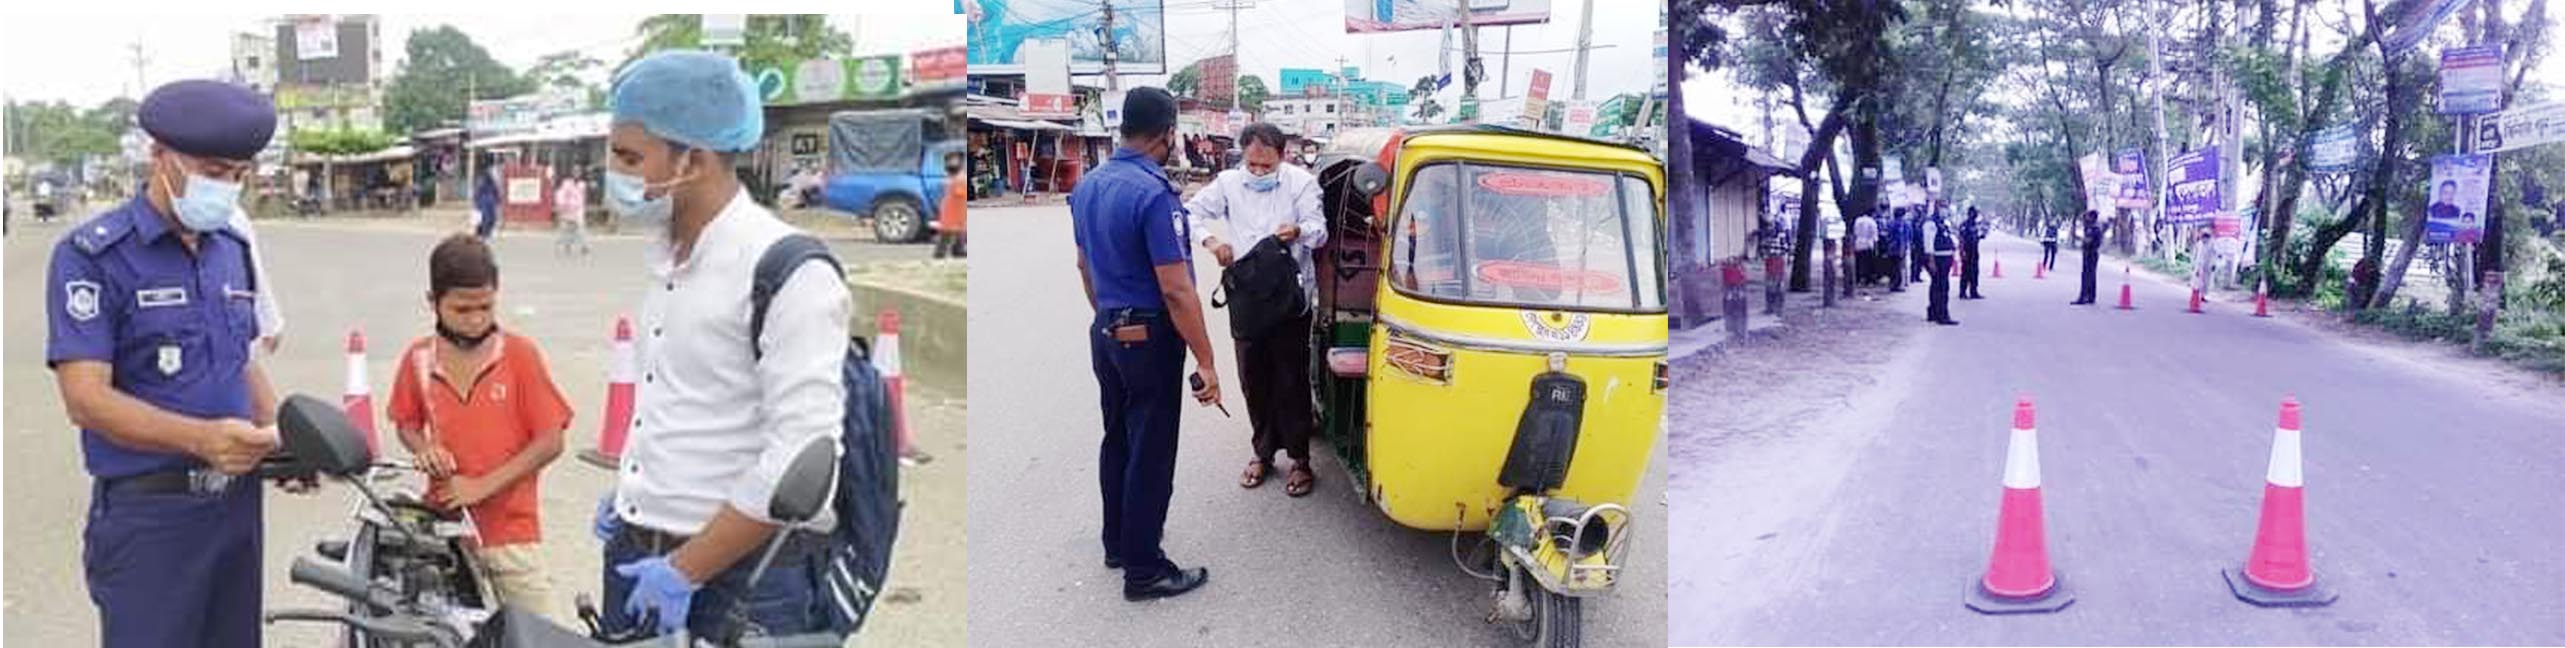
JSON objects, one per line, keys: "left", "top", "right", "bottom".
{"left": 64, "top": 280, "right": 101, "bottom": 321}
{"left": 157, "top": 344, "right": 183, "bottom": 376}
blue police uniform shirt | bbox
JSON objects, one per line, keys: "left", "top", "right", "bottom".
{"left": 1071, "top": 147, "right": 1192, "bottom": 311}
{"left": 47, "top": 191, "right": 261, "bottom": 479}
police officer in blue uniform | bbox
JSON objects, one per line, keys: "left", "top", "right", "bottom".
{"left": 46, "top": 79, "right": 303, "bottom": 648}
{"left": 1070, "top": 86, "right": 1225, "bottom": 602}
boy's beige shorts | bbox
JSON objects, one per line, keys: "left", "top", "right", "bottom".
{"left": 474, "top": 543, "right": 560, "bottom": 621}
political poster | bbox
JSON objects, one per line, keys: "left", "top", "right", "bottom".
{"left": 2113, "top": 148, "right": 2151, "bottom": 209}
{"left": 2163, "top": 145, "right": 2222, "bottom": 225}
{"left": 2439, "top": 45, "right": 2505, "bottom": 115}
{"left": 2384, "top": 0, "right": 2471, "bottom": 57}
{"left": 294, "top": 16, "right": 339, "bottom": 60}
{"left": 968, "top": 0, "right": 1168, "bottom": 75}
{"left": 2306, "top": 124, "right": 2360, "bottom": 173}
{"left": 2079, "top": 151, "right": 2118, "bottom": 215}
{"left": 2424, "top": 154, "right": 2492, "bottom": 245}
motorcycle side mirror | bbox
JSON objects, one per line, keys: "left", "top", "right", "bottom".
{"left": 271, "top": 394, "right": 376, "bottom": 477}
{"left": 768, "top": 436, "right": 839, "bottom": 524}
{"left": 1351, "top": 162, "right": 1390, "bottom": 198}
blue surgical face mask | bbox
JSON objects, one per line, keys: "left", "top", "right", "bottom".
{"left": 1242, "top": 163, "right": 1280, "bottom": 192}
{"left": 605, "top": 154, "right": 694, "bottom": 225}
{"left": 159, "top": 163, "right": 239, "bottom": 233}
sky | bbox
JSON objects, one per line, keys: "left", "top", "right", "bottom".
{"left": 1118, "top": 0, "right": 1663, "bottom": 108}
{"left": 0, "top": 13, "right": 967, "bottom": 107}
{"left": 1680, "top": 0, "right": 2565, "bottom": 144}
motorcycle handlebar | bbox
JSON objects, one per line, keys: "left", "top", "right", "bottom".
{"left": 288, "top": 555, "right": 398, "bottom": 614}
{"left": 265, "top": 609, "right": 454, "bottom": 647}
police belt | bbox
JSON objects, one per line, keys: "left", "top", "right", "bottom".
{"left": 616, "top": 522, "right": 830, "bottom": 560}
{"left": 102, "top": 468, "right": 235, "bottom": 496}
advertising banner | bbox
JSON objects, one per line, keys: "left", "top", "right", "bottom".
{"left": 968, "top": 0, "right": 1168, "bottom": 75}
{"left": 1346, "top": 0, "right": 1553, "bottom": 33}
{"left": 2162, "top": 145, "right": 2222, "bottom": 224}
{"left": 2306, "top": 124, "right": 2360, "bottom": 173}
{"left": 2439, "top": 44, "right": 2505, "bottom": 115}
{"left": 2114, "top": 148, "right": 2151, "bottom": 209}
{"left": 2476, "top": 101, "right": 2565, "bottom": 153}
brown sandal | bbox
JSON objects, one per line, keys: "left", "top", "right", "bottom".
{"left": 1240, "top": 460, "right": 1271, "bottom": 489}
{"left": 1284, "top": 463, "right": 1317, "bottom": 497}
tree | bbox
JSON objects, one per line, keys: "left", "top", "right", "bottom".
{"left": 1169, "top": 60, "right": 1203, "bottom": 98}
{"left": 1237, "top": 74, "right": 1270, "bottom": 113}
{"left": 1409, "top": 76, "right": 1445, "bottom": 122}
{"left": 383, "top": 26, "right": 534, "bottom": 134}
{"left": 526, "top": 50, "right": 608, "bottom": 110}
{"left": 625, "top": 15, "right": 854, "bottom": 79}
{"left": 3, "top": 99, "right": 122, "bottom": 166}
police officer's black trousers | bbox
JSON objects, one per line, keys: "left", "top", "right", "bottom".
{"left": 1090, "top": 310, "right": 1186, "bottom": 585}
{"left": 1928, "top": 256, "right": 1954, "bottom": 322}
{"left": 1960, "top": 245, "right": 1982, "bottom": 298}
{"left": 1237, "top": 310, "right": 1314, "bottom": 465}
{"left": 2041, "top": 243, "right": 2059, "bottom": 270}
{"left": 2078, "top": 249, "right": 2102, "bottom": 303}
{"left": 1888, "top": 251, "right": 1907, "bottom": 292}
{"left": 87, "top": 479, "right": 263, "bottom": 648}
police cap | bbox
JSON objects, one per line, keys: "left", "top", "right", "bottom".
{"left": 139, "top": 80, "right": 277, "bottom": 161}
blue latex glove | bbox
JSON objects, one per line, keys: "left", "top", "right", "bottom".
{"left": 593, "top": 494, "right": 623, "bottom": 542}
{"left": 616, "top": 556, "right": 699, "bottom": 636}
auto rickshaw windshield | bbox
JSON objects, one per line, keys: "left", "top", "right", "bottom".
{"left": 1388, "top": 162, "right": 1664, "bottom": 312}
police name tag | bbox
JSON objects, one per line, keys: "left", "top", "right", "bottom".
{"left": 137, "top": 287, "right": 189, "bottom": 309}
{"left": 158, "top": 344, "right": 184, "bottom": 375}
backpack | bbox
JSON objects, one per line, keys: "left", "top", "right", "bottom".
{"left": 749, "top": 234, "right": 900, "bottom": 636}
{"left": 1211, "top": 236, "right": 1306, "bottom": 340}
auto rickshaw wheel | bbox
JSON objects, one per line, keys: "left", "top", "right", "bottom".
{"left": 1516, "top": 587, "right": 1580, "bottom": 648}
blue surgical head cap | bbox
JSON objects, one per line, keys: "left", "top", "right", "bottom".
{"left": 610, "top": 50, "right": 765, "bottom": 152}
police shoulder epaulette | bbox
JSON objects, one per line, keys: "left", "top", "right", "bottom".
{"left": 67, "top": 213, "right": 134, "bottom": 255}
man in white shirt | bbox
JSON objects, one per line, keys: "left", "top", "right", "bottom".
{"left": 1185, "top": 122, "right": 1328, "bottom": 497}
{"left": 590, "top": 50, "right": 852, "bottom": 641}
{"left": 1850, "top": 209, "right": 1879, "bottom": 296}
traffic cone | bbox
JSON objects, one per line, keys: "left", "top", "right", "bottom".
{"left": 342, "top": 329, "right": 378, "bottom": 455}
{"left": 2116, "top": 267, "right": 2135, "bottom": 310}
{"left": 1993, "top": 255, "right": 2005, "bottom": 279}
{"left": 580, "top": 316, "right": 637, "bottom": 469}
{"left": 2222, "top": 397, "right": 2338, "bottom": 607}
{"left": 2253, "top": 278, "right": 2272, "bottom": 318}
{"left": 2033, "top": 258, "right": 2046, "bottom": 280}
{"left": 1966, "top": 396, "right": 2074, "bottom": 614}
{"left": 877, "top": 309, "right": 922, "bottom": 465}
{"left": 2188, "top": 287, "right": 2205, "bottom": 314}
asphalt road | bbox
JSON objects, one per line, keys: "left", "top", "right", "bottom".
{"left": 964, "top": 205, "right": 1668, "bottom": 647}
{"left": 3, "top": 212, "right": 966, "bottom": 647}
{"left": 1666, "top": 232, "right": 2565, "bottom": 645}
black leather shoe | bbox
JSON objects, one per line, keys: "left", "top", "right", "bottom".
{"left": 1123, "top": 566, "right": 1210, "bottom": 602}
{"left": 1105, "top": 557, "right": 1123, "bottom": 570}
{"left": 1937, "top": 319, "right": 1960, "bottom": 326}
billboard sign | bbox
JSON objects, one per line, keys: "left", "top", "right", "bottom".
{"left": 1346, "top": 0, "right": 1553, "bottom": 33}
{"left": 2439, "top": 44, "right": 2504, "bottom": 115}
{"left": 2476, "top": 101, "right": 2565, "bottom": 153}
{"left": 2306, "top": 124, "right": 2360, "bottom": 173}
{"left": 910, "top": 46, "right": 968, "bottom": 86}
{"left": 968, "top": 0, "right": 1168, "bottom": 75}
{"left": 2113, "top": 148, "right": 2150, "bottom": 209}
{"left": 294, "top": 16, "right": 338, "bottom": 60}
{"left": 2163, "top": 145, "right": 2222, "bottom": 224}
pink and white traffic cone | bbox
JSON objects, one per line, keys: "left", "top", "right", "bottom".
{"left": 343, "top": 329, "right": 378, "bottom": 455}
{"left": 876, "top": 310, "right": 921, "bottom": 464}
{"left": 2223, "top": 397, "right": 2338, "bottom": 607}
{"left": 581, "top": 316, "right": 637, "bottom": 469}
{"left": 1966, "top": 396, "right": 2074, "bottom": 614}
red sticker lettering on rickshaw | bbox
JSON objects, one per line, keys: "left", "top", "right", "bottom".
{"left": 1477, "top": 173, "right": 1611, "bottom": 196}
{"left": 1474, "top": 260, "right": 1624, "bottom": 293}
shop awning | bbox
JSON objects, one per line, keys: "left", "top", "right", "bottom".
{"left": 292, "top": 145, "right": 417, "bottom": 165}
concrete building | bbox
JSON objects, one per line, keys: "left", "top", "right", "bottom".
{"left": 227, "top": 32, "right": 277, "bottom": 95}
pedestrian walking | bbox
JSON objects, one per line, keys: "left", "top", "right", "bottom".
{"left": 1959, "top": 206, "right": 1987, "bottom": 299}
{"left": 2071, "top": 210, "right": 2104, "bottom": 305}
{"left": 1925, "top": 209, "right": 1958, "bottom": 325}
{"left": 554, "top": 171, "right": 590, "bottom": 256}
{"left": 387, "top": 234, "right": 574, "bottom": 621}
{"left": 589, "top": 50, "right": 854, "bottom": 641}
{"left": 1184, "top": 122, "right": 1326, "bottom": 499}
{"left": 45, "top": 78, "right": 317, "bottom": 648}
{"left": 474, "top": 165, "right": 501, "bottom": 240}
{"left": 2040, "top": 220, "right": 2060, "bottom": 271}
{"left": 1886, "top": 208, "right": 1909, "bottom": 293}
{"left": 1069, "top": 86, "right": 1223, "bottom": 602}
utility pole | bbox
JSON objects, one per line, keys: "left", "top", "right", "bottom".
{"left": 1102, "top": 2, "right": 1120, "bottom": 92}
{"left": 1336, "top": 56, "right": 1351, "bottom": 138}
{"left": 1456, "top": 0, "right": 1479, "bottom": 123}
{"left": 1571, "top": 0, "right": 1594, "bottom": 101}
{"left": 1231, "top": 0, "right": 1241, "bottom": 108}
{"left": 128, "top": 39, "right": 149, "bottom": 99}
{"left": 2145, "top": 1, "right": 2173, "bottom": 264}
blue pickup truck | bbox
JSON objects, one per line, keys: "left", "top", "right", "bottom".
{"left": 822, "top": 108, "right": 963, "bottom": 243}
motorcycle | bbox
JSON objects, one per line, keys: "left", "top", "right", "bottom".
{"left": 260, "top": 394, "right": 849, "bottom": 647}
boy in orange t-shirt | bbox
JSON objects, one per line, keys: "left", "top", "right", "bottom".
{"left": 935, "top": 150, "right": 968, "bottom": 258}
{"left": 386, "top": 234, "right": 574, "bottom": 619}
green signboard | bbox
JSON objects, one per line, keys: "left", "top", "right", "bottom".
{"left": 751, "top": 54, "right": 909, "bottom": 105}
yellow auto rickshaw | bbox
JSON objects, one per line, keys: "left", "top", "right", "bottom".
{"left": 1306, "top": 126, "right": 1667, "bottom": 647}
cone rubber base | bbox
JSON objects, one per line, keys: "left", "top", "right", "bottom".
{"left": 577, "top": 448, "right": 620, "bottom": 470}
{"left": 2222, "top": 568, "right": 2337, "bottom": 608}
{"left": 1964, "top": 572, "right": 2074, "bottom": 615}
